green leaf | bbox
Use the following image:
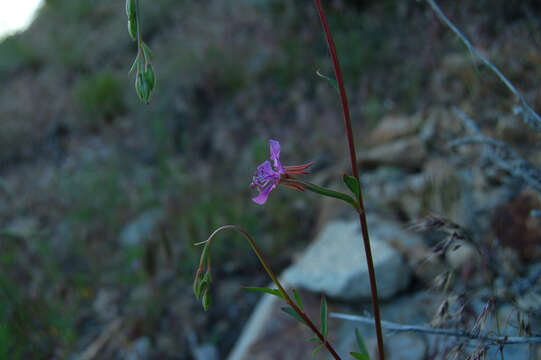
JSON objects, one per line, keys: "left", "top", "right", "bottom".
{"left": 281, "top": 307, "right": 307, "bottom": 326}
{"left": 293, "top": 289, "right": 303, "bottom": 312}
{"left": 342, "top": 174, "right": 360, "bottom": 200}
{"left": 316, "top": 70, "right": 339, "bottom": 93}
{"left": 354, "top": 329, "right": 370, "bottom": 358}
{"left": 243, "top": 287, "right": 284, "bottom": 299}
{"left": 350, "top": 352, "right": 369, "bottom": 360}
{"left": 320, "top": 296, "right": 328, "bottom": 340}
{"left": 313, "top": 343, "right": 324, "bottom": 355}
{"left": 308, "top": 337, "right": 320, "bottom": 343}
{"left": 302, "top": 181, "right": 359, "bottom": 210}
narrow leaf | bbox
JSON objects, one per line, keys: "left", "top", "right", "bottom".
{"left": 293, "top": 289, "right": 304, "bottom": 312}
{"left": 243, "top": 287, "right": 284, "bottom": 299}
{"left": 320, "top": 296, "right": 328, "bottom": 340}
{"left": 350, "top": 352, "right": 369, "bottom": 360}
{"left": 354, "top": 329, "right": 370, "bottom": 357}
{"left": 313, "top": 343, "right": 324, "bottom": 355}
{"left": 342, "top": 174, "right": 360, "bottom": 199}
{"left": 308, "top": 337, "right": 320, "bottom": 343}
{"left": 316, "top": 70, "right": 339, "bottom": 93}
{"left": 281, "top": 307, "right": 307, "bottom": 326}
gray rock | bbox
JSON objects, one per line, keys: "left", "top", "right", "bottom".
{"left": 194, "top": 343, "right": 219, "bottom": 360}
{"left": 358, "top": 137, "right": 427, "bottom": 170}
{"left": 283, "top": 220, "right": 411, "bottom": 300}
{"left": 119, "top": 208, "right": 163, "bottom": 246}
{"left": 125, "top": 337, "right": 151, "bottom": 360}
{"left": 387, "top": 333, "right": 427, "bottom": 360}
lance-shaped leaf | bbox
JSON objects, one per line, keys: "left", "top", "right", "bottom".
{"left": 281, "top": 307, "right": 307, "bottom": 326}
{"left": 313, "top": 343, "right": 324, "bottom": 355}
{"left": 353, "top": 328, "right": 370, "bottom": 359}
{"left": 342, "top": 174, "right": 360, "bottom": 200}
{"left": 243, "top": 287, "right": 284, "bottom": 299}
{"left": 316, "top": 70, "right": 339, "bottom": 93}
{"left": 320, "top": 296, "right": 328, "bottom": 340}
{"left": 292, "top": 289, "right": 303, "bottom": 312}
{"left": 350, "top": 352, "right": 369, "bottom": 360}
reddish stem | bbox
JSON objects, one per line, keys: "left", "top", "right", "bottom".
{"left": 313, "top": 1, "right": 385, "bottom": 359}
{"left": 201, "top": 225, "right": 342, "bottom": 360}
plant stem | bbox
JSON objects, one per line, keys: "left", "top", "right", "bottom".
{"left": 313, "top": 1, "right": 385, "bottom": 358}
{"left": 201, "top": 225, "right": 342, "bottom": 360}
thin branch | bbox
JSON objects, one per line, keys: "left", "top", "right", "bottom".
{"left": 451, "top": 108, "right": 541, "bottom": 192}
{"left": 426, "top": 0, "right": 541, "bottom": 130}
{"left": 330, "top": 313, "right": 541, "bottom": 346}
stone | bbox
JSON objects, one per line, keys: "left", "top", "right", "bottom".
{"left": 193, "top": 343, "right": 219, "bottom": 360}
{"left": 370, "top": 115, "right": 421, "bottom": 144}
{"left": 445, "top": 241, "right": 479, "bottom": 269}
{"left": 283, "top": 220, "right": 411, "bottom": 300}
{"left": 125, "top": 337, "right": 151, "bottom": 360}
{"left": 227, "top": 289, "right": 340, "bottom": 360}
{"left": 387, "top": 333, "right": 427, "bottom": 360}
{"left": 358, "top": 137, "right": 427, "bottom": 170}
{"left": 119, "top": 208, "right": 164, "bottom": 246}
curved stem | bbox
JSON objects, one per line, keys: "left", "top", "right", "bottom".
{"left": 199, "top": 225, "right": 342, "bottom": 360}
{"left": 313, "top": 1, "right": 385, "bottom": 358}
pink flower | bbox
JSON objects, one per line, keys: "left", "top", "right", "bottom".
{"left": 250, "top": 140, "right": 313, "bottom": 204}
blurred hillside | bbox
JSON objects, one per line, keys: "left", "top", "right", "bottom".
{"left": 0, "top": 0, "right": 540, "bottom": 358}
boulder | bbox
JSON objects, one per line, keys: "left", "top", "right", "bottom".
{"left": 283, "top": 220, "right": 411, "bottom": 300}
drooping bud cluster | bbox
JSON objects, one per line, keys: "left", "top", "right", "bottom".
{"left": 125, "top": 0, "right": 156, "bottom": 104}
{"left": 193, "top": 244, "right": 212, "bottom": 311}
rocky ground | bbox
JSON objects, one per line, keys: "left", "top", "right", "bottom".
{"left": 1, "top": 0, "right": 541, "bottom": 359}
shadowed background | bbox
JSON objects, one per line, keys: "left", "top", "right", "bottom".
{"left": 1, "top": 0, "right": 540, "bottom": 358}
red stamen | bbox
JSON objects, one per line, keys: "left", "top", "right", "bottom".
{"left": 282, "top": 182, "right": 306, "bottom": 192}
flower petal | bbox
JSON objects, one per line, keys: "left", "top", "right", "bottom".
{"left": 269, "top": 139, "right": 285, "bottom": 174}
{"left": 252, "top": 182, "right": 276, "bottom": 205}
{"left": 256, "top": 160, "right": 274, "bottom": 177}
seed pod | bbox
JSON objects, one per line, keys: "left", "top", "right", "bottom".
{"left": 144, "top": 64, "right": 155, "bottom": 92}
{"left": 128, "top": 19, "right": 137, "bottom": 41}
{"left": 126, "top": 0, "right": 136, "bottom": 20}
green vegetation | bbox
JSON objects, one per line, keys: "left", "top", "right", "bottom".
{"left": 74, "top": 71, "right": 125, "bottom": 123}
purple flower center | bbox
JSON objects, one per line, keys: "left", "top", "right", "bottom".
{"left": 250, "top": 140, "right": 285, "bottom": 204}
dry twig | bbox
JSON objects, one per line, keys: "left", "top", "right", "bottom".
{"left": 426, "top": 0, "right": 541, "bottom": 130}
{"left": 330, "top": 313, "right": 541, "bottom": 346}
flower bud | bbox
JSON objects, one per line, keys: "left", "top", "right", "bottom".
{"left": 128, "top": 19, "right": 137, "bottom": 41}
{"left": 144, "top": 65, "right": 155, "bottom": 92}
{"left": 202, "top": 289, "right": 211, "bottom": 311}
{"left": 135, "top": 72, "right": 144, "bottom": 101}
{"left": 126, "top": 0, "right": 136, "bottom": 20}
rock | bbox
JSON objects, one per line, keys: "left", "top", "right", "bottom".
{"left": 358, "top": 137, "right": 427, "bottom": 170}
{"left": 4, "top": 217, "right": 39, "bottom": 238}
{"left": 227, "top": 289, "right": 339, "bottom": 360}
{"left": 370, "top": 115, "right": 421, "bottom": 144}
{"left": 119, "top": 208, "right": 164, "bottom": 246}
{"left": 492, "top": 189, "right": 541, "bottom": 261}
{"left": 387, "top": 333, "right": 427, "bottom": 360}
{"left": 445, "top": 241, "right": 479, "bottom": 269}
{"left": 283, "top": 220, "right": 411, "bottom": 300}
{"left": 193, "top": 343, "right": 219, "bottom": 360}
{"left": 125, "top": 337, "right": 151, "bottom": 360}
